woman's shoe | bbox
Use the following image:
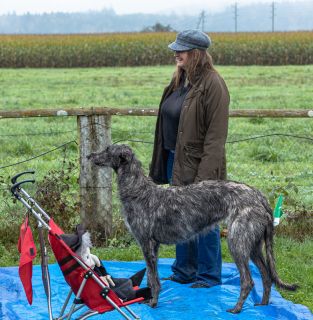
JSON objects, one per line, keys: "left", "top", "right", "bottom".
{"left": 190, "top": 281, "right": 220, "bottom": 288}
{"left": 161, "top": 274, "right": 194, "bottom": 284}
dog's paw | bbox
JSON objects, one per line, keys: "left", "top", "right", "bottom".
{"left": 149, "top": 298, "right": 158, "bottom": 308}
{"left": 254, "top": 302, "right": 268, "bottom": 306}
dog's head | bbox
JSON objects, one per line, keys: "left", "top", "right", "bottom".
{"left": 88, "top": 144, "right": 134, "bottom": 171}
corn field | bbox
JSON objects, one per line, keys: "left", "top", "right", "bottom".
{"left": 0, "top": 31, "right": 312, "bottom": 67}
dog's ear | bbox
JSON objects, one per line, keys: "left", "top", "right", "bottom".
{"left": 119, "top": 148, "right": 133, "bottom": 165}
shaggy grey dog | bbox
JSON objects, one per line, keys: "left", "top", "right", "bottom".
{"left": 88, "top": 144, "right": 297, "bottom": 313}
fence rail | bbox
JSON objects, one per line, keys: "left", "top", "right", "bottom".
{"left": 0, "top": 108, "right": 312, "bottom": 118}
{"left": 1, "top": 107, "right": 312, "bottom": 240}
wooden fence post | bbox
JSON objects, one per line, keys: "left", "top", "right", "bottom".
{"left": 78, "top": 115, "right": 112, "bottom": 244}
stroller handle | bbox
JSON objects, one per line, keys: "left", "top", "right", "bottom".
{"left": 11, "top": 179, "right": 35, "bottom": 198}
{"left": 11, "top": 170, "right": 35, "bottom": 184}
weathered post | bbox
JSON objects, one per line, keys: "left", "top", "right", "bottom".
{"left": 78, "top": 115, "right": 112, "bottom": 244}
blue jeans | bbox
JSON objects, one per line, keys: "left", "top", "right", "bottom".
{"left": 167, "top": 150, "right": 222, "bottom": 285}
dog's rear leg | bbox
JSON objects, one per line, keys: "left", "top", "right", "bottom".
{"left": 141, "top": 239, "right": 160, "bottom": 308}
{"left": 227, "top": 256, "right": 254, "bottom": 313}
{"left": 250, "top": 243, "right": 272, "bottom": 306}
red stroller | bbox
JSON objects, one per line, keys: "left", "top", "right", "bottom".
{"left": 11, "top": 171, "right": 148, "bottom": 320}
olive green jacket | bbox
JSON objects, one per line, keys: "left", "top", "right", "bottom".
{"left": 150, "top": 69, "right": 229, "bottom": 186}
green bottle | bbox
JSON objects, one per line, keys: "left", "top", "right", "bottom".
{"left": 273, "top": 195, "right": 284, "bottom": 226}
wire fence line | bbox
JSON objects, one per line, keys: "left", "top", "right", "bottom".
{"left": 0, "top": 132, "right": 312, "bottom": 170}
{"left": 0, "top": 130, "right": 74, "bottom": 137}
{"left": 0, "top": 121, "right": 109, "bottom": 138}
{"left": 0, "top": 129, "right": 313, "bottom": 141}
{"left": 0, "top": 127, "right": 311, "bottom": 228}
{"left": 0, "top": 140, "right": 78, "bottom": 169}
{"left": 0, "top": 109, "right": 312, "bottom": 228}
{"left": 0, "top": 129, "right": 152, "bottom": 138}
{"left": 0, "top": 108, "right": 312, "bottom": 170}
{"left": 0, "top": 131, "right": 313, "bottom": 190}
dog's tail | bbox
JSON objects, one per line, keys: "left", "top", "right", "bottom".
{"left": 264, "top": 222, "right": 298, "bottom": 291}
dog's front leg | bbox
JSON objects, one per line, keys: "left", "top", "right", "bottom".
{"left": 140, "top": 239, "right": 160, "bottom": 308}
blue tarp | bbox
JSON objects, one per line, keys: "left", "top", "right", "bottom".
{"left": 0, "top": 259, "right": 312, "bottom": 320}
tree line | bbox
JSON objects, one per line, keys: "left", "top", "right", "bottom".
{"left": 0, "top": 2, "right": 313, "bottom": 34}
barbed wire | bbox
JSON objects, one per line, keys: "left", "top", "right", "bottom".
{"left": 1, "top": 124, "right": 312, "bottom": 144}
{"left": 114, "top": 133, "right": 313, "bottom": 145}
{"left": 0, "top": 121, "right": 109, "bottom": 138}
{"left": 0, "top": 131, "right": 312, "bottom": 191}
{"left": 0, "top": 133, "right": 312, "bottom": 170}
{"left": 0, "top": 140, "right": 78, "bottom": 170}
{"left": 113, "top": 139, "right": 154, "bottom": 144}
{"left": 0, "top": 130, "right": 74, "bottom": 137}
{"left": 226, "top": 133, "right": 313, "bottom": 143}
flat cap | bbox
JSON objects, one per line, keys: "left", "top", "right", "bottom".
{"left": 168, "top": 29, "right": 211, "bottom": 52}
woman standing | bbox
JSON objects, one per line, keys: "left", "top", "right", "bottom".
{"left": 149, "top": 30, "right": 230, "bottom": 288}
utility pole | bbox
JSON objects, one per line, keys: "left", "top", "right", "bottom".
{"left": 271, "top": 2, "right": 276, "bottom": 32}
{"left": 197, "top": 10, "right": 206, "bottom": 31}
{"left": 233, "top": 3, "right": 238, "bottom": 33}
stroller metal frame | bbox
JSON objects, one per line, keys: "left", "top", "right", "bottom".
{"left": 11, "top": 171, "right": 143, "bottom": 320}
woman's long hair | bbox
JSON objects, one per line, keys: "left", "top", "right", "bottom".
{"left": 174, "top": 49, "right": 216, "bottom": 89}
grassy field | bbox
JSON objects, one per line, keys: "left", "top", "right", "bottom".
{"left": 0, "top": 65, "right": 312, "bottom": 205}
{"left": 0, "top": 65, "right": 312, "bottom": 311}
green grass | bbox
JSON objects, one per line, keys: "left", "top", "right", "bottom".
{"left": 0, "top": 65, "right": 312, "bottom": 206}
{"left": 0, "top": 65, "right": 312, "bottom": 311}
{"left": 1, "top": 65, "right": 313, "bottom": 109}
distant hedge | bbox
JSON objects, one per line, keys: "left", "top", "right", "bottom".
{"left": 0, "top": 32, "right": 312, "bottom": 67}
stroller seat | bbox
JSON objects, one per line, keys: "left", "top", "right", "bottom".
{"left": 48, "top": 219, "right": 147, "bottom": 319}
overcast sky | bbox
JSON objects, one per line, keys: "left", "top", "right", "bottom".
{"left": 0, "top": 0, "right": 300, "bottom": 15}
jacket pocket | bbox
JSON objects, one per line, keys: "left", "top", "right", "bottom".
{"left": 181, "top": 144, "right": 202, "bottom": 184}
{"left": 183, "top": 142, "right": 203, "bottom": 161}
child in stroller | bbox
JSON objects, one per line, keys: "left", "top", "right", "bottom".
{"left": 60, "top": 224, "right": 151, "bottom": 303}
